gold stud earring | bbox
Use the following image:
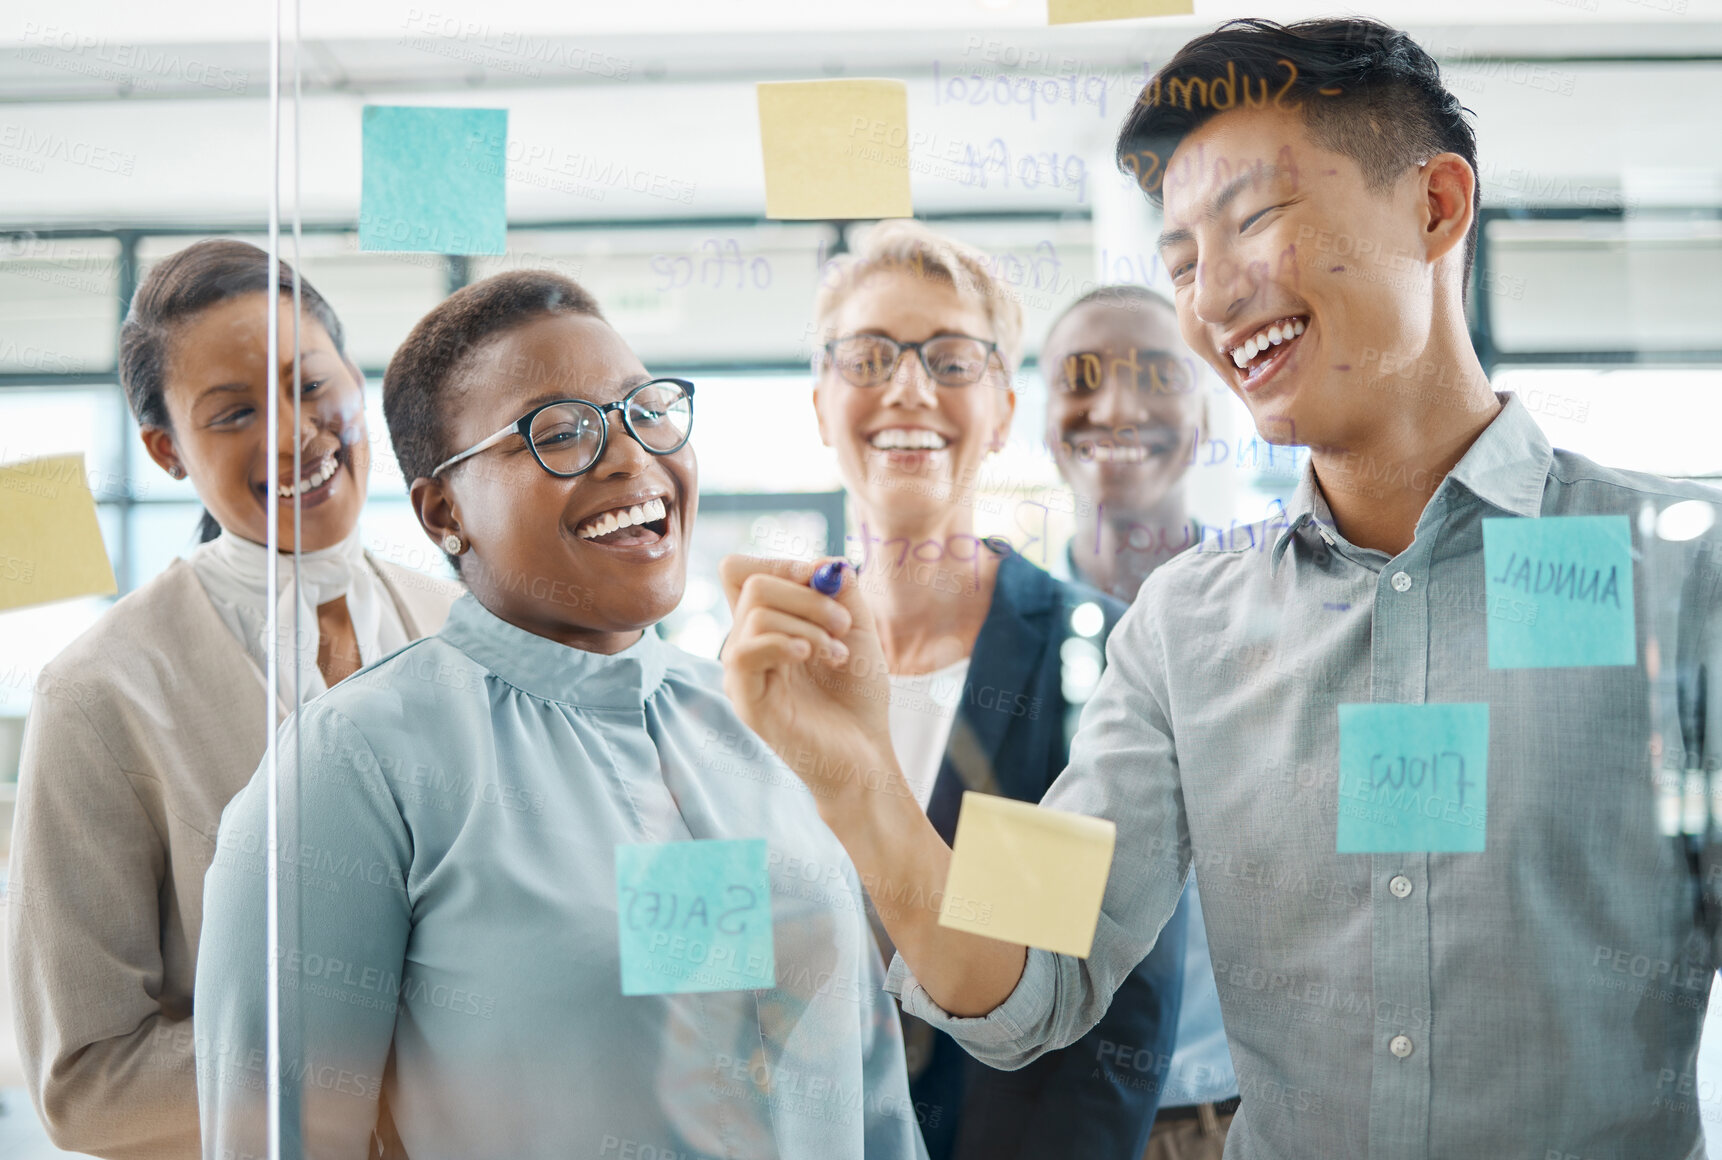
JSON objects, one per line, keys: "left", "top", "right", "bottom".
{"left": 442, "top": 533, "right": 464, "bottom": 554}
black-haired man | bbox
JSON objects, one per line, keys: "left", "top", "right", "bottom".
{"left": 720, "top": 18, "right": 1722, "bottom": 1158}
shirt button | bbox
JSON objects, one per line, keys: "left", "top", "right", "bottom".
{"left": 1390, "top": 571, "right": 1413, "bottom": 592}
{"left": 1389, "top": 875, "right": 1413, "bottom": 899}
{"left": 1390, "top": 1034, "right": 1414, "bottom": 1058}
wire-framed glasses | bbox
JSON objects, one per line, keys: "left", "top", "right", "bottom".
{"left": 430, "top": 377, "right": 695, "bottom": 480}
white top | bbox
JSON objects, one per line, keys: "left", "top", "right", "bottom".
{"left": 188, "top": 526, "right": 410, "bottom": 710}
{"left": 885, "top": 657, "right": 971, "bottom": 811}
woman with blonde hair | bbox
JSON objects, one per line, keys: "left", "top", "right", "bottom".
{"left": 797, "top": 220, "right": 1185, "bottom": 1160}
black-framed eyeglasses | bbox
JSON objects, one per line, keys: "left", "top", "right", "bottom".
{"left": 822, "top": 333, "right": 1001, "bottom": 388}
{"left": 430, "top": 377, "right": 695, "bottom": 480}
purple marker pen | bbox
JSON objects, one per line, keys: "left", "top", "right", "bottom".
{"left": 809, "top": 559, "right": 850, "bottom": 596}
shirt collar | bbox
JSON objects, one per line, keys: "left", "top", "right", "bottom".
{"left": 1441, "top": 392, "right": 1551, "bottom": 519}
{"left": 438, "top": 592, "right": 668, "bottom": 710}
{"left": 1270, "top": 469, "right": 1333, "bottom": 571}
{"left": 1269, "top": 392, "right": 1550, "bottom": 570}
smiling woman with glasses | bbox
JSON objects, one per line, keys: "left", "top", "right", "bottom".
{"left": 794, "top": 219, "right": 1185, "bottom": 1160}
{"left": 193, "top": 271, "right": 923, "bottom": 1160}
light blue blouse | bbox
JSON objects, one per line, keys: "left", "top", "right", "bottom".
{"left": 195, "top": 593, "right": 925, "bottom": 1160}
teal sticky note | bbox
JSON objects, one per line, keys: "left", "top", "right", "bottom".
{"left": 360, "top": 105, "right": 506, "bottom": 255}
{"left": 1483, "top": 515, "right": 1635, "bottom": 669}
{"left": 615, "top": 839, "right": 775, "bottom": 996}
{"left": 1337, "top": 703, "right": 1488, "bottom": 853}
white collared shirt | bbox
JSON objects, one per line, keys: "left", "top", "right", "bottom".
{"left": 188, "top": 527, "right": 408, "bottom": 707}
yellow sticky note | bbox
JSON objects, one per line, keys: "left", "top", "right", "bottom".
{"left": 938, "top": 792, "right": 1116, "bottom": 958}
{"left": 0, "top": 453, "right": 117, "bottom": 612}
{"left": 757, "top": 79, "right": 913, "bottom": 220}
{"left": 1049, "top": 0, "right": 1194, "bottom": 24}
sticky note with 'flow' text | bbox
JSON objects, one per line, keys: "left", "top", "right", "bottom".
{"left": 1337, "top": 702, "right": 1489, "bottom": 853}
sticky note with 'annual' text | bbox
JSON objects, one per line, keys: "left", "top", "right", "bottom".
{"left": 0, "top": 453, "right": 116, "bottom": 612}
{"left": 757, "top": 80, "right": 913, "bottom": 220}
{"left": 1049, "top": 0, "right": 1195, "bottom": 24}
{"left": 1483, "top": 515, "right": 1635, "bottom": 669}
{"left": 615, "top": 839, "right": 775, "bottom": 996}
{"left": 360, "top": 105, "right": 507, "bottom": 255}
{"left": 939, "top": 792, "right": 1116, "bottom": 958}
{"left": 1337, "top": 703, "right": 1489, "bottom": 853}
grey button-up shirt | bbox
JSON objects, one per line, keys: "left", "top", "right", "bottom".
{"left": 887, "top": 393, "right": 1722, "bottom": 1159}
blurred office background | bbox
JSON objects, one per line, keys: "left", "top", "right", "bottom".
{"left": 1, "top": 0, "right": 1720, "bottom": 1153}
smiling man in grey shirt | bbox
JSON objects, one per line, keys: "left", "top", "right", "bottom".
{"left": 720, "top": 16, "right": 1722, "bottom": 1160}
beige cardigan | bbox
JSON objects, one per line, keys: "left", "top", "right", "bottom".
{"left": 6, "top": 555, "right": 460, "bottom": 1159}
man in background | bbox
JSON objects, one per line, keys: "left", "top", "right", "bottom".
{"left": 1042, "top": 287, "right": 1238, "bottom": 1160}
{"left": 1043, "top": 286, "right": 1205, "bottom": 604}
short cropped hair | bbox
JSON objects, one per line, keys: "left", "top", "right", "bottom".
{"left": 1045, "top": 284, "right": 1177, "bottom": 347}
{"left": 384, "top": 270, "right": 604, "bottom": 490}
{"left": 1116, "top": 17, "right": 1480, "bottom": 288}
{"left": 811, "top": 219, "right": 1025, "bottom": 377}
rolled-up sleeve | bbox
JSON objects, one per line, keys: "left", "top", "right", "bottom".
{"left": 883, "top": 591, "right": 1191, "bottom": 1069}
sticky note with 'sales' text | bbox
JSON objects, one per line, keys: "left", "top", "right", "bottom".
{"left": 938, "top": 792, "right": 1116, "bottom": 958}
{"left": 757, "top": 79, "right": 913, "bottom": 220}
{"left": 615, "top": 839, "right": 775, "bottom": 996}
{"left": 0, "top": 453, "right": 117, "bottom": 612}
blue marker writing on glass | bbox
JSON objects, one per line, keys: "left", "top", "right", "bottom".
{"left": 810, "top": 559, "right": 850, "bottom": 596}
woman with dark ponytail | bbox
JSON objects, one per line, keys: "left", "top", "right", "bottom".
{"left": 5, "top": 239, "right": 459, "bottom": 1158}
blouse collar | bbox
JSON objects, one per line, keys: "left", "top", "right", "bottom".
{"left": 438, "top": 593, "right": 669, "bottom": 710}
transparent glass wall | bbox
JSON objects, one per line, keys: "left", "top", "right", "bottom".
{"left": 2, "top": 12, "right": 1721, "bottom": 1160}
